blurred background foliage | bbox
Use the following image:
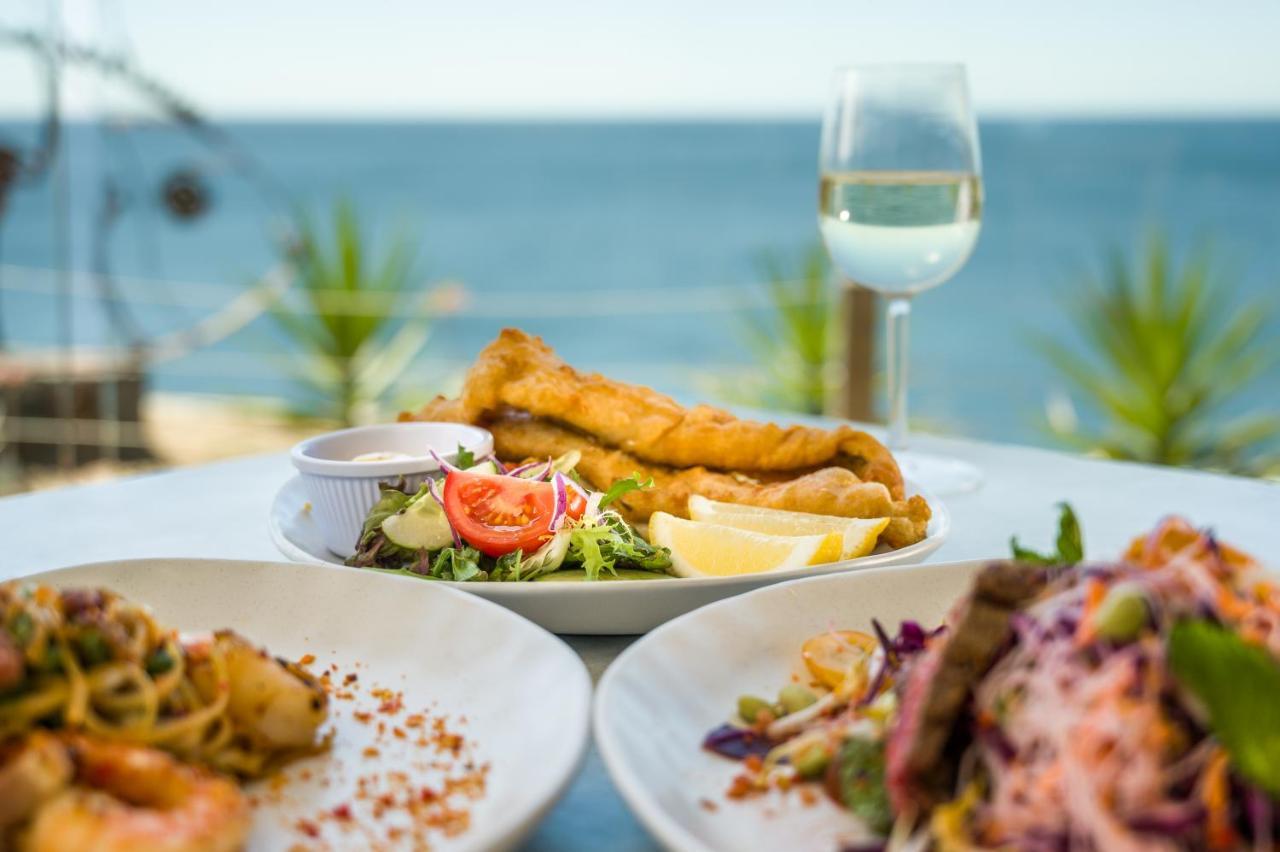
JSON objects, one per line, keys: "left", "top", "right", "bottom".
{"left": 713, "top": 244, "right": 838, "bottom": 416}
{"left": 1038, "top": 235, "right": 1280, "bottom": 476}
{"left": 269, "top": 200, "right": 431, "bottom": 427}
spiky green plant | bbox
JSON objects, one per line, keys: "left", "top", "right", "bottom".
{"left": 1039, "top": 235, "right": 1280, "bottom": 475}
{"left": 723, "top": 244, "right": 838, "bottom": 416}
{"left": 270, "top": 200, "right": 430, "bottom": 426}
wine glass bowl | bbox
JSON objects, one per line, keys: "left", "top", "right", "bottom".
{"left": 818, "top": 63, "right": 985, "bottom": 493}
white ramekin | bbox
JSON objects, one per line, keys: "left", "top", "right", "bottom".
{"left": 289, "top": 422, "right": 494, "bottom": 558}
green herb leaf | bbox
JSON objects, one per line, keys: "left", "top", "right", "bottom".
{"left": 7, "top": 611, "right": 33, "bottom": 646}
{"left": 493, "top": 551, "right": 522, "bottom": 581}
{"left": 75, "top": 629, "right": 111, "bottom": 666}
{"left": 832, "top": 737, "right": 893, "bottom": 836}
{"left": 431, "top": 546, "right": 484, "bottom": 582}
{"left": 1010, "top": 502, "right": 1083, "bottom": 565}
{"left": 145, "top": 647, "right": 175, "bottom": 676}
{"left": 598, "top": 474, "right": 654, "bottom": 509}
{"left": 1168, "top": 619, "right": 1280, "bottom": 796}
{"left": 454, "top": 443, "right": 476, "bottom": 470}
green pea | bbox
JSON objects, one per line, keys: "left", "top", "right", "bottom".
{"left": 792, "top": 742, "right": 830, "bottom": 778}
{"left": 736, "top": 694, "right": 773, "bottom": 723}
{"left": 1095, "top": 581, "right": 1149, "bottom": 643}
{"left": 777, "top": 684, "right": 818, "bottom": 716}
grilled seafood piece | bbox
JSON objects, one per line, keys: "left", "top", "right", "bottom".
{"left": 25, "top": 735, "right": 250, "bottom": 852}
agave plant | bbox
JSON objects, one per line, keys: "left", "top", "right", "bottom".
{"left": 1039, "top": 235, "right": 1280, "bottom": 475}
{"left": 270, "top": 200, "right": 431, "bottom": 426}
{"left": 720, "top": 244, "right": 838, "bottom": 416}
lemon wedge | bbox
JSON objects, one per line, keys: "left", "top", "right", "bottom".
{"left": 648, "top": 512, "right": 836, "bottom": 578}
{"left": 687, "top": 495, "right": 890, "bottom": 560}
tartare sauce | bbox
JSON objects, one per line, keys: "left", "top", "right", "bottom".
{"left": 350, "top": 451, "right": 415, "bottom": 463}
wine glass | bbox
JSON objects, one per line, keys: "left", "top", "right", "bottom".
{"left": 818, "top": 63, "right": 984, "bottom": 494}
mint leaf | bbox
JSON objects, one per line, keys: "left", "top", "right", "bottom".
{"left": 599, "top": 473, "right": 654, "bottom": 509}
{"left": 1168, "top": 619, "right": 1280, "bottom": 796}
{"left": 1010, "top": 503, "right": 1083, "bottom": 565}
{"left": 454, "top": 442, "right": 476, "bottom": 469}
{"left": 1054, "top": 503, "right": 1084, "bottom": 563}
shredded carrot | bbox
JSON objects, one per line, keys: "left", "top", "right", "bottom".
{"left": 1216, "top": 586, "right": 1253, "bottom": 622}
{"left": 1074, "top": 577, "right": 1108, "bottom": 645}
{"left": 1202, "top": 749, "right": 1238, "bottom": 851}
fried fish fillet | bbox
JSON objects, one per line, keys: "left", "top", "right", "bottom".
{"left": 405, "top": 400, "right": 931, "bottom": 549}
{"left": 455, "top": 328, "right": 905, "bottom": 497}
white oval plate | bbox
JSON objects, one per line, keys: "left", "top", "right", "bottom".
{"left": 269, "top": 476, "right": 951, "bottom": 634}
{"left": 19, "top": 558, "right": 592, "bottom": 852}
{"left": 594, "top": 560, "right": 988, "bottom": 852}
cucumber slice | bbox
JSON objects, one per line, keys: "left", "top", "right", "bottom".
{"left": 533, "top": 568, "right": 673, "bottom": 582}
{"left": 465, "top": 460, "right": 500, "bottom": 475}
{"left": 382, "top": 491, "right": 453, "bottom": 551}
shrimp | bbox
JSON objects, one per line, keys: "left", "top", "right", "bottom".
{"left": 0, "top": 732, "right": 72, "bottom": 831}
{"left": 24, "top": 735, "right": 250, "bottom": 852}
{"left": 186, "top": 630, "right": 328, "bottom": 751}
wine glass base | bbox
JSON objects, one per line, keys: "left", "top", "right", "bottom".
{"left": 895, "top": 451, "right": 983, "bottom": 496}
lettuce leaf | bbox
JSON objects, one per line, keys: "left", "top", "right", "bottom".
{"left": 598, "top": 474, "right": 655, "bottom": 509}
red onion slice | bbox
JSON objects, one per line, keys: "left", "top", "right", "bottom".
{"left": 508, "top": 458, "right": 553, "bottom": 480}
{"left": 549, "top": 472, "right": 570, "bottom": 532}
{"left": 428, "top": 448, "right": 463, "bottom": 475}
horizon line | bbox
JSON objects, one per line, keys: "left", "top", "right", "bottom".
{"left": 1, "top": 109, "right": 1279, "bottom": 124}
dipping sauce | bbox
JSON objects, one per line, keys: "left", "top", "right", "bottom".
{"left": 350, "top": 451, "right": 415, "bottom": 463}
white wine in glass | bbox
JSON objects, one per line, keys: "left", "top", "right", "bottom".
{"left": 819, "top": 64, "right": 984, "bottom": 494}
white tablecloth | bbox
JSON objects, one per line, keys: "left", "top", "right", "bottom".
{"left": 1, "top": 433, "right": 1276, "bottom": 851}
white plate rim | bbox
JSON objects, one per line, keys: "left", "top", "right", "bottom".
{"left": 592, "top": 558, "right": 987, "bottom": 852}
{"left": 14, "top": 556, "right": 594, "bottom": 852}
{"left": 268, "top": 475, "right": 951, "bottom": 595}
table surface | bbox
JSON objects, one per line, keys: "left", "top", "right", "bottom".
{"left": 2, "top": 431, "right": 1277, "bottom": 851}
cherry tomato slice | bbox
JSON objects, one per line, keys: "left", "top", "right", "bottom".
{"left": 801, "top": 630, "right": 879, "bottom": 691}
{"left": 442, "top": 470, "right": 585, "bottom": 558}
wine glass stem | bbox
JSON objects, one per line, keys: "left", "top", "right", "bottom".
{"left": 886, "top": 296, "right": 911, "bottom": 452}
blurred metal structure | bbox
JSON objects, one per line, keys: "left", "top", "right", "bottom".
{"left": 0, "top": 14, "right": 287, "bottom": 478}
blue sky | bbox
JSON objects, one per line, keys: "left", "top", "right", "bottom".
{"left": 3, "top": 0, "right": 1279, "bottom": 118}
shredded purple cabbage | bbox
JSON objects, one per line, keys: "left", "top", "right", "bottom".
{"left": 1126, "top": 802, "right": 1205, "bottom": 836}
{"left": 702, "top": 724, "right": 773, "bottom": 760}
{"left": 860, "top": 620, "right": 940, "bottom": 708}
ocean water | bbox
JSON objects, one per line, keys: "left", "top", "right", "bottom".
{"left": 2, "top": 119, "right": 1278, "bottom": 448}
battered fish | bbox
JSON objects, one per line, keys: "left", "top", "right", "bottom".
{"left": 455, "top": 328, "right": 905, "bottom": 496}
{"left": 404, "top": 400, "right": 930, "bottom": 549}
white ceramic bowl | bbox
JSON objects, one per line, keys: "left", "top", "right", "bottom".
{"left": 24, "top": 557, "right": 591, "bottom": 851}
{"left": 595, "top": 560, "right": 985, "bottom": 851}
{"left": 289, "top": 422, "right": 493, "bottom": 558}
